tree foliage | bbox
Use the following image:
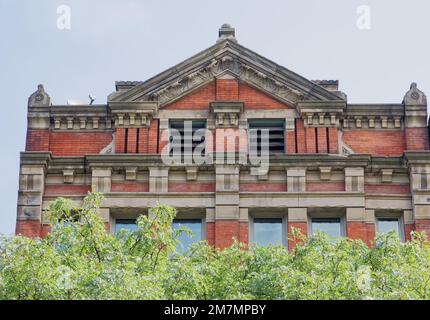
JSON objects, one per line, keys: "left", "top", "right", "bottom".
{"left": 1, "top": 192, "right": 430, "bottom": 300}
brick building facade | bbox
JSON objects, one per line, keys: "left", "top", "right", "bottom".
{"left": 16, "top": 25, "right": 430, "bottom": 249}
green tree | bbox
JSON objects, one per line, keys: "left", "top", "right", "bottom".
{"left": 1, "top": 192, "right": 430, "bottom": 300}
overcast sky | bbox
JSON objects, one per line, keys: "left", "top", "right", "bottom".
{"left": 0, "top": 0, "right": 429, "bottom": 235}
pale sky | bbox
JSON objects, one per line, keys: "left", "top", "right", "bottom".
{"left": 0, "top": 0, "right": 429, "bottom": 234}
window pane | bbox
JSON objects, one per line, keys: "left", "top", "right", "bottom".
{"left": 115, "top": 219, "right": 138, "bottom": 234}
{"left": 253, "top": 218, "right": 283, "bottom": 247}
{"left": 172, "top": 219, "right": 202, "bottom": 252}
{"left": 377, "top": 218, "right": 400, "bottom": 236}
{"left": 312, "top": 218, "right": 341, "bottom": 238}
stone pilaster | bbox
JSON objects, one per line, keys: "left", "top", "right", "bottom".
{"left": 149, "top": 167, "right": 169, "bottom": 192}
{"left": 405, "top": 152, "right": 430, "bottom": 238}
{"left": 345, "top": 167, "right": 364, "bottom": 192}
{"left": 91, "top": 168, "right": 112, "bottom": 193}
{"left": 16, "top": 152, "right": 51, "bottom": 237}
{"left": 286, "top": 168, "right": 306, "bottom": 192}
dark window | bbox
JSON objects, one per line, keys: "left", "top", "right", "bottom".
{"left": 253, "top": 218, "right": 284, "bottom": 247}
{"left": 249, "top": 120, "right": 285, "bottom": 155}
{"left": 115, "top": 219, "right": 138, "bottom": 234}
{"left": 169, "top": 120, "right": 206, "bottom": 156}
{"left": 311, "top": 218, "right": 342, "bottom": 238}
{"left": 172, "top": 219, "right": 202, "bottom": 253}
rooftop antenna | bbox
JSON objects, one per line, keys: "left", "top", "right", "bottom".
{"left": 89, "top": 94, "right": 96, "bottom": 105}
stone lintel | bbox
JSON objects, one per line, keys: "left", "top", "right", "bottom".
{"left": 288, "top": 208, "right": 307, "bottom": 222}
{"left": 346, "top": 207, "right": 366, "bottom": 221}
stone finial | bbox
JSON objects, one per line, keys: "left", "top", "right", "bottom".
{"left": 403, "top": 82, "right": 427, "bottom": 106}
{"left": 217, "top": 23, "right": 237, "bottom": 43}
{"left": 28, "top": 84, "right": 51, "bottom": 107}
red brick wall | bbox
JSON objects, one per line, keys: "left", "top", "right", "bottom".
{"left": 406, "top": 127, "right": 429, "bottom": 150}
{"left": 26, "top": 129, "right": 50, "bottom": 151}
{"left": 366, "top": 223, "right": 376, "bottom": 247}
{"left": 305, "top": 128, "right": 317, "bottom": 153}
{"left": 215, "top": 128, "right": 242, "bottom": 152}
{"left": 115, "top": 128, "right": 126, "bottom": 153}
{"left": 295, "top": 119, "right": 307, "bottom": 153}
{"left": 317, "top": 128, "right": 328, "bottom": 153}
{"left": 347, "top": 221, "right": 373, "bottom": 246}
{"left": 164, "top": 82, "right": 215, "bottom": 110}
{"left": 148, "top": 119, "right": 159, "bottom": 153}
{"left": 111, "top": 182, "right": 149, "bottom": 192}
{"left": 214, "top": 220, "right": 248, "bottom": 249}
{"left": 168, "top": 182, "right": 215, "bottom": 192}
{"left": 44, "top": 185, "right": 91, "bottom": 196}
{"left": 306, "top": 182, "right": 345, "bottom": 192}
{"left": 415, "top": 219, "right": 430, "bottom": 238}
{"left": 206, "top": 222, "right": 215, "bottom": 246}
{"left": 138, "top": 128, "right": 149, "bottom": 153}
{"left": 288, "top": 221, "right": 308, "bottom": 250}
{"left": 285, "top": 130, "right": 296, "bottom": 154}
{"left": 126, "top": 128, "right": 138, "bottom": 153}
{"left": 15, "top": 220, "right": 41, "bottom": 237}
{"left": 364, "top": 184, "right": 411, "bottom": 195}
{"left": 328, "top": 128, "right": 339, "bottom": 154}
{"left": 405, "top": 224, "right": 414, "bottom": 242}
{"left": 50, "top": 132, "right": 113, "bottom": 156}
{"left": 239, "top": 83, "right": 292, "bottom": 109}
{"left": 216, "top": 79, "right": 239, "bottom": 100}
{"left": 342, "top": 130, "right": 406, "bottom": 156}
{"left": 240, "top": 183, "right": 287, "bottom": 192}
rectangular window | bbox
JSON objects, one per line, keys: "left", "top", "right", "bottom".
{"left": 172, "top": 219, "right": 203, "bottom": 253}
{"left": 311, "top": 218, "right": 342, "bottom": 238}
{"left": 169, "top": 120, "right": 206, "bottom": 156}
{"left": 252, "top": 218, "right": 284, "bottom": 247}
{"left": 376, "top": 217, "right": 404, "bottom": 241}
{"left": 249, "top": 120, "right": 285, "bottom": 155}
{"left": 115, "top": 219, "right": 138, "bottom": 234}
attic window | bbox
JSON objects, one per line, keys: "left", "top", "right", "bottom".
{"left": 169, "top": 120, "right": 206, "bottom": 156}
{"left": 248, "top": 120, "right": 285, "bottom": 155}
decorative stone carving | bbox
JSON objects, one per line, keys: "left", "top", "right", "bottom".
{"left": 186, "top": 167, "right": 198, "bottom": 181}
{"left": 62, "top": 170, "right": 74, "bottom": 184}
{"left": 125, "top": 167, "right": 137, "bottom": 181}
{"left": 100, "top": 133, "right": 116, "bottom": 154}
{"left": 403, "top": 82, "right": 427, "bottom": 106}
{"left": 286, "top": 168, "right": 306, "bottom": 192}
{"left": 28, "top": 84, "right": 51, "bottom": 107}
{"left": 210, "top": 101, "right": 243, "bottom": 128}
{"left": 319, "top": 167, "right": 332, "bottom": 181}
{"left": 381, "top": 169, "right": 393, "bottom": 183}
{"left": 148, "top": 55, "right": 306, "bottom": 107}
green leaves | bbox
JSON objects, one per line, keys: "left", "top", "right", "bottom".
{"left": 1, "top": 193, "right": 430, "bottom": 299}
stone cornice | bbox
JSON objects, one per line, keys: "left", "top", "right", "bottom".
{"left": 108, "top": 101, "right": 158, "bottom": 128}
{"left": 21, "top": 152, "right": 421, "bottom": 173}
{"left": 20, "top": 152, "right": 52, "bottom": 167}
{"left": 404, "top": 151, "right": 430, "bottom": 166}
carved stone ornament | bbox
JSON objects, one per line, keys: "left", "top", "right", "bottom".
{"left": 149, "top": 55, "right": 305, "bottom": 106}
{"left": 403, "top": 82, "right": 427, "bottom": 106}
{"left": 28, "top": 84, "right": 51, "bottom": 107}
{"left": 100, "top": 133, "right": 116, "bottom": 154}
{"left": 210, "top": 101, "right": 243, "bottom": 128}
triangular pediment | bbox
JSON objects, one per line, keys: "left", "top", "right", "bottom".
{"left": 109, "top": 39, "right": 345, "bottom": 108}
